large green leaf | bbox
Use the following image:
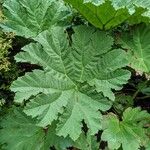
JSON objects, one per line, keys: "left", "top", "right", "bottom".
{"left": 65, "top": 0, "right": 130, "bottom": 29}
{"left": 14, "top": 26, "right": 130, "bottom": 101}
{"left": 65, "top": 0, "right": 150, "bottom": 30}
{"left": 119, "top": 25, "right": 150, "bottom": 73}
{"left": 0, "top": 108, "right": 73, "bottom": 150}
{"left": 1, "top": 0, "right": 70, "bottom": 38}
{"left": 101, "top": 107, "right": 150, "bottom": 150}
{"left": 85, "top": 0, "right": 150, "bottom": 15}
{"left": 11, "top": 26, "right": 130, "bottom": 140}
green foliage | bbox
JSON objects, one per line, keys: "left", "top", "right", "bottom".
{"left": 11, "top": 25, "right": 129, "bottom": 140}
{"left": 0, "top": 108, "right": 73, "bottom": 150}
{"left": 64, "top": 0, "right": 150, "bottom": 30}
{"left": 102, "top": 107, "right": 150, "bottom": 150}
{"left": 1, "top": 0, "right": 71, "bottom": 38}
{"left": 0, "top": 0, "right": 150, "bottom": 150}
{"left": 119, "top": 24, "right": 150, "bottom": 74}
{"left": 0, "top": 108, "right": 46, "bottom": 150}
{"left": 13, "top": 26, "right": 130, "bottom": 101}
{"left": 84, "top": 0, "right": 150, "bottom": 15}
{"left": 113, "top": 94, "right": 134, "bottom": 114}
{"left": 73, "top": 133, "right": 99, "bottom": 150}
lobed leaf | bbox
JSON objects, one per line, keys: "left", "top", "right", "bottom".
{"left": 1, "top": 0, "right": 70, "bottom": 38}
{"left": 84, "top": 0, "right": 150, "bottom": 15}
{"left": 11, "top": 26, "right": 130, "bottom": 140}
{"left": 102, "top": 107, "right": 150, "bottom": 150}
{"left": 65, "top": 0, "right": 150, "bottom": 30}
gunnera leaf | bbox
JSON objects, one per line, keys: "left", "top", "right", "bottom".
{"left": 11, "top": 26, "right": 130, "bottom": 140}
{"left": 64, "top": 0, "right": 150, "bottom": 30}
{"left": 1, "top": 0, "right": 71, "bottom": 38}
{"left": 101, "top": 107, "right": 150, "bottom": 150}
{"left": 84, "top": 0, "right": 150, "bottom": 15}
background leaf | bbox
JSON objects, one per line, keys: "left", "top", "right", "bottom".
{"left": 102, "top": 107, "right": 150, "bottom": 150}
{"left": 119, "top": 24, "right": 150, "bottom": 74}
{"left": 1, "top": 0, "right": 70, "bottom": 38}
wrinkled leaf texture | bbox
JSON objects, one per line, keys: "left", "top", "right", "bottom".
{"left": 1, "top": 0, "right": 71, "bottom": 38}
{"left": 10, "top": 25, "right": 130, "bottom": 140}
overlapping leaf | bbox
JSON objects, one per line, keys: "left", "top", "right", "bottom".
{"left": 1, "top": 0, "right": 70, "bottom": 38}
{"left": 11, "top": 26, "right": 130, "bottom": 140}
{"left": 119, "top": 24, "right": 150, "bottom": 74}
{"left": 84, "top": 0, "right": 150, "bottom": 15}
{"left": 65, "top": 0, "right": 150, "bottom": 30}
{"left": 101, "top": 107, "right": 150, "bottom": 150}
{"left": 0, "top": 108, "right": 46, "bottom": 150}
{"left": 0, "top": 108, "right": 73, "bottom": 150}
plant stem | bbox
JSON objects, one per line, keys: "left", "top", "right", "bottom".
{"left": 136, "top": 95, "right": 150, "bottom": 100}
